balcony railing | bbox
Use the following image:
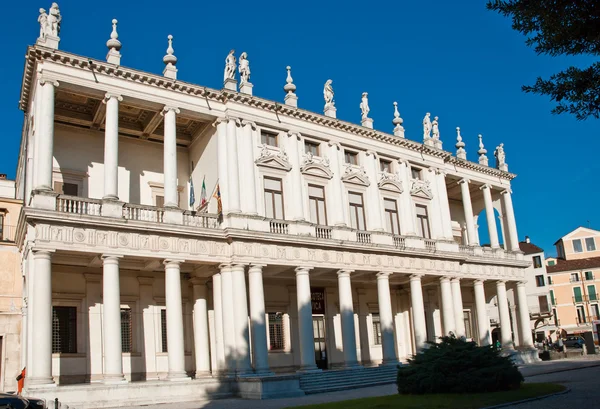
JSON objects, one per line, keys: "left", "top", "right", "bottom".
{"left": 573, "top": 295, "right": 586, "bottom": 304}
{"left": 315, "top": 226, "right": 332, "bottom": 239}
{"left": 182, "top": 211, "right": 219, "bottom": 229}
{"left": 393, "top": 235, "right": 406, "bottom": 249}
{"left": 0, "top": 225, "right": 17, "bottom": 242}
{"left": 424, "top": 239, "right": 436, "bottom": 252}
{"left": 56, "top": 195, "right": 102, "bottom": 216}
{"left": 356, "top": 231, "right": 371, "bottom": 244}
{"left": 570, "top": 277, "right": 581, "bottom": 283}
{"left": 270, "top": 220, "right": 289, "bottom": 234}
{"left": 123, "top": 203, "right": 164, "bottom": 223}
{"left": 459, "top": 245, "right": 474, "bottom": 256}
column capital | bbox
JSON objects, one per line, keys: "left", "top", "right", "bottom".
{"left": 473, "top": 279, "right": 485, "bottom": 285}
{"left": 439, "top": 276, "right": 451, "bottom": 283}
{"left": 516, "top": 280, "right": 527, "bottom": 287}
{"left": 161, "top": 105, "right": 181, "bottom": 116}
{"left": 376, "top": 272, "right": 392, "bottom": 279}
{"left": 365, "top": 150, "right": 377, "bottom": 158}
{"left": 500, "top": 188, "right": 513, "bottom": 195}
{"left": 496, "top": 279, "right": 507, "bottom": 285}
{"left": 427, "top": 166, "right": 439, "bottom": 174}
{"left": 336, "top": 269, "right": 354, "bottom": 277}
{"left": 457, "top": 178, "right": 470, "bottom": 185}
{"left": 410, "top": 273, "right": 424, "bottom": 281}
{"left": 240, "top": 119, "right": 257, "bottom": 130}
{"left": 102, "top": 254, "right": 123, "bottom": 263}
{"left": 230, "top": 263, "right": 246, "bottom": 272}
{"left": 249, "top": 264, "right": 266, "bottom": 271}
{"left": 32, "top": 248, "right": 55, "bottom": 258}
{"left": 287, "top": 130, "right": 302, "bottom": 140}
{"left": 450, "top": 277, "right": 461, "bottom": 283}
{"left": 479, "top": 183, "right": 492, "bottom": 191}
{"left": 328, "top": 140, "right": 342, "bottom": 150}
{"left": 38, "top": 76, "right": 59, "bottom": 87}
{"left": 218, "top": 263, "right": 232, "bottom": 271}
{"left": 164, "top": 259, "right": 184, "bottom": 267}
{"left": 103, "top": 92, "right": 123, "bottom": 103}
{"left": 295, "top": 266, "right": 313, "bottom": 276}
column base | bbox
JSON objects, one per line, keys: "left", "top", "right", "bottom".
{"left": 101, "top": 199, "right": 124, "bottom": 218}
{"left": 26, "top": 377, "right": 56, "bottom": 388}
{"left": 166, "top": 372, "right": 191, "bottom": 382}
{"left": 252, "top": 369, "right": 275, "bottom": 377}
{"left": 31, "top": 189, "right": 58, "bottom": 210}
{"left": 296, "top": 366, "right": 321, "bottom": 374}
{"left": 379, "top": 359, "right": 400, "bottom": 367}
{"left": 102, "top": 375, "right": 128, "bottom": 385}
{"left": 194, "top": 370, "right": 213, "bottom": 379}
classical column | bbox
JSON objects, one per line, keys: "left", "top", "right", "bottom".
{"left": 103, "top": 93, "right": 123, "bottom": 200}
{"left": 458, "top": 179, "right": 477, "bottom": 246}
{"left": 226, "top": 118, "right": 241, "bottom": 213}
{"left": 35, "top": 78, "right": 59, "bottom": 191}
{"left": 164, "top": 260, "right": 189, "bottom": 380}
{"left": 397, "top": 160, "right": 417, "bottom": 236}
{"left": 501, "top": 189, "right": 520, "bottom": 251}
{"left": 231, "top": 264, "right": 252, "bottom": 374}
{"left": 481, "top": 184, "right": 500, "bottom": 248}
{"left": 410, "top": 274, "right": 427, "bottom": 352}
{"left": 220, "top": 264, "right": 236, "bottom": 374}
{"left": 376, "top": 273, "right": 398, "bottom": 364}
{"left": 215, "top": 118, "right": 230, "bottom": 213}
{"left": 248, "top": 264, "right": 271, "bottom": 374}
{"left": 240, "top": 120, "right": 258, "bottom": 215}
{"left": 212, "top": 273, "right": 226, "bottom": 373}
{"left": 28, "top": 250, "right": 54, "bottom": 386}
{"left": 162, "top": 106, "right": 180, "bottom": 207}
{"left": 364, "top": 151, "right": 384, "bottom": 231}
{"left": 436, "top": 171, "right": 454, "bottom": 239}
{"left": 451, "top": 278, "right": 466, "bottom": 338}
{"left": 516, "top": 281, "right": 534, "bottom": 347}
{"left": 439, "top": 277, "right": 455, "bottom": 336}
{"left": 295, "top": 267, "right": 318, "bottom": 372}
{"left": 337, "top": 270, "right": 360, "bottom": 367}
{"left": 287, "top": 132, "right": 306, "bottom": 221}
{"left": 328, "top": 141, "right": 347, "bottom": 226}
{"left": 191, "top": 278, "right": 211, "bottom": 377}
{"left": 102, "top": 255, "right": 126, "bottom": 383}
{"left": 473, "top": 280, "right": 491, "bottom": 346}
{"left": 496, "top": 281, "right": 513, "bottom": 349}
{"left": 425, "top": 168, "right": 444, "bottom": 239}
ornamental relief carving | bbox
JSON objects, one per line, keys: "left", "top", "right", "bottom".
{"left": 410, "top": 179, "right": 433, "bottom": 199}
{"left": 300, "top": 152, "right": 333, "bottom": 179}
{"left": 378, "top": 172, "right": 403, "bottom": 193}
{"left": 341, "top": 164, "right": 370, "bottom": 186}
{"left": 255, "top": 144, "right": 292, "bottom": 171}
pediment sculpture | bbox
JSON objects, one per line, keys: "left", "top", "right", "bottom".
{"left": 300, "top": 152, "right": 333, "bottom": 179}
{"left": 341, "top": 164, "right": 370, "bottom": 186}
{"left": 410, "top": 179, "right": 433, "bottom": 199}
{"left": 255, "top": 144, "right": 292, "bottom": 171}
{"left": 378, "top": 172, "right": 403, "bottom": 193}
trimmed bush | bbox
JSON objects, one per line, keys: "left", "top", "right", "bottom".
{"left": 397, "top": 335, "right": 523, "bottom": 394}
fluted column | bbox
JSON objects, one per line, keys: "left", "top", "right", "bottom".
{"left": 102, "top": 255, "right": 126, "bottom": 383}
{"left": 219, "top": 264, "right": 236, "bottom": 374}
{"left": 458, "top": 179, "right": 477, "bottom": 246}
{"left": 516, "top": 281, "right": 534, "bottom": 347}
{"left": 328, "top": 141, "right": 347, "bottom": 226}
{"left": 164, "top": 260, "right": 189, "bottom": 380}
{"left": 162, "top": 106, "right": 180, "bottom": 208}
{"left": 439, "top": 277, "right": 455, "bottom": 336}
{"left": 481, "top": 184, "right": 500, "bottom": 248}
{"left": 410, "top": 274, "right": 427, "bottom": 352}
{"left": 103, "top": 93, "right": 123, "bottom": 200}
{"left": 28, "top": 250, "right": 54, "bottom": 386}
{"left": 227, "top": 118, "right": 241, "bottom": 212}
{"left": 397, "top": 160, "right": 417, "bottom": 235}
{"left": 496, "top": 281, "right": 513, "bottom": 349}
{"left": 436, "top": 171, "right": 454, "bottom": 239}
{"left": 212, "top": 273, "right": 226, "bottom": 372}
{"left": 501, "top": 189, "right": 520, "bottom": 251}
{"left": 337, "top": 270, "right": 360, "bottom": 367}
{"left": 287, "top": 132, "right": 305, "bottom": 221}
{"left": 215, "top": 118, "right": 230, "bottom": 213}
{"left": 35, "top": 78, "right": 59, "bottom": 191}
{"left": 231, "top": 264, "right": 252, "bottom": 374}
{"left": 473, "top": 280, "right": 491, "bottom": 346}
{"left": 365, "top": 151, "right": 384, "bottom": 231}
{"left": 376, "top": 273, "right": 398, "bottom": 364}
{"left": 191, "top": 278, "right": 211, "bottom": 377}
{"left": 295, "top": 267, "right": 318, "bottom": 372}
{"left": 248, "top": 264, "right": 271, "bottom": 374}
{"left": 425, "top": 168, "right": 444, "bottom": 239}
{"left": 451, "top": 278, "right": 466, "bottom": 338}
{"left": 240, "top": 120, "right": 258, "bottom": 215}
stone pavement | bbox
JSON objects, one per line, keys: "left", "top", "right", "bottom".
{"left": 108, "top": 356, "right": 600, "bottom": 409}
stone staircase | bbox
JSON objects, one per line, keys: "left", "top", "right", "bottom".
{"left": 299, "top": 365, "right": 399, "bottom": 394}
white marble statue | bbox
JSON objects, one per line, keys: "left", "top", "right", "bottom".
{"left": 360, "top": 92, "right": 370, "bottom": 119}
{"left": 224, "top": 49, "right": 236, "bottom": 82}
{"left": 423, "top": 112, "right": 432, "bottom": 139}
{"left": 239, "top": 52, "right": 250, "bottom": 85}
{"left": 38, "top": 8, "right": 48, "bottom": 39}
{"left": 324, "top": 79, "right": 334, "bottom": 108}
{"left": 48, "top": 2, "right": 61, "bottom": 36}
{"left": 432, "top": 116, "right": 440, "bottom": 140}
{"left": 494, "top": 143, "right": 506, "bottom": 168}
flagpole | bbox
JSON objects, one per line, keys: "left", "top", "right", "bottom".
{"left": 198, "top": 178, "right": 219, "bottom": 212}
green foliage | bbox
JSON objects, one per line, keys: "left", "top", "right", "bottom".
{"left": 486, "top": 0, "right": 600, "bottom": 119}
{"left": 396, "top": 335, "right": 523, "bottom": 395}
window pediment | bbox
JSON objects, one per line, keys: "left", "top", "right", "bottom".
{"left": 342, "top": 165, "right": 370, "bottom": 187}
{"left": 410, "top": 179, "right": 433, "bottom": 199}
{"left": 300, "top": 152, "right": 332, "bottom": 179}
{"left": 255, "top": 144, "right": 292, "bottom": 172}
{"left": 378, "top": 172, "right": 403, "bottom": 193}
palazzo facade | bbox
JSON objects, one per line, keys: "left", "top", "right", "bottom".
{"left": 15, "top": 3, "right": 534, "bottom": 406}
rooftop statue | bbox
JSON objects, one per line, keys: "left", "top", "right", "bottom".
{"left": 494, "top": 143, "right": 506, "bottom": 169}
{"left": 48, "top": 2, "right": 61, "bottom": 36}
{"left": 324, "top": 79, "right": 334, "bottom": 108}
{"left": 224, "top": 49, "right": 236, "bottom": 82}
{"left": 239, "top": 52, "right": 250, "bottom": 86}
{"left": 360, "top": 92, "right": 370, "bottom": 120}
{"left": 38, "top": 8, "right": 48, "bottom": 39}
{"left": 423, "top": 112, "right": 432, "bottom": 139}
{"left": 432, "top": 116, "right": 440, "bottom": 140}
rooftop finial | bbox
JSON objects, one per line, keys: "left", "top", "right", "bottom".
{"left": 106, "top": 19, "right": 122, "bottom": 65}
{"left": 478, "top": 134, "right": 488, "bottom": 166}
{"left": 284, "top": 66, "right": 298, "bottom": 107}
{"left": 162, "top": 35, "right": 178, "bottom": 79}
{"left": 455, "top": 127, "right": 466, "bottom": 159}
{"left": 392, "top": 102, "right": 405, "bottom": 138}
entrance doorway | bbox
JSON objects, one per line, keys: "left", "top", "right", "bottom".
{"left": 313, "top": 316, "right": 328, "bottom": 369}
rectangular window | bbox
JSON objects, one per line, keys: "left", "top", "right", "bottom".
{"left": 463, "top": 311, "right": 473, "bottom": 339}
{"left": 535, "top": 275, "right": 545, "bottom": 287}
{"left": 586, "top": 237, "right": 596, "bottom": 251}
{"left": 538, "top": 295, "right": 549, "bottom": 313}
{"left": 557, "top": 242, "right": 565, "bottom": 259}
{"left": 588, "top": 285, "right": 597, "bottom": 301}
{"left": 573, "top": 239, "right": 583, "bottom": 253}
{"left": 573, "top": 287, "right": 583, "bottom": 303}
{"left": 160, "top": 308, "right": 168, "bottom": 353}
{"left": 383, "top": 198, "right": 400, "bottom": 235}
{"left": 550, "top": 289, "right": 556, "bottom": 305}
{"left": 304, "top": 141, "right": 320, "bottom": 156}
{"left": 155, "top": 195, "right": 165, "bottom": 207}
{"left": 121, "top": 308, "right": 132, "bottom": 353}
{"left": 585, "top": 271, "right": 594, "bottom": 281}
{"left": 548, "top": 276, "right": 553, "bottom": 285}
{"left": 53, "top": 181, "right": 79, "bottom": 196}
{"left": 52, "top": 306, "right": 77, "bottom": 353}
{"left": 261, "top": 131, "right": 278, "bottom": 147}
{"left": 547, "top": 260, "right": 556, "bottom": 266}
{"left": 592, "top": 303, "right": 600, "bottom": 319}
{"left": 308, "top": 185, "right": 327, "bottom": 225}
{"left": 264, "top": 177, "right": 284, "bottom": 219}
{"left": 415, "top": 205, "right": 431, "bottom": 239}
{"left": 348, "top": 192, "right": 366, "bottom": 231}
{"left": 577, "top": 305, "right": 586, "bottom": 324}
{"left": 571, "top": 273, "right": 580, "bottom": 282}
{"left": 380, "top": 160, "right": 392, "bottom": 173}
{"left": 411, "top": 167, "right": 422, "bottom": 180}
{"left": 344, "top": 151, "right": 358, "bottom": 165}
{"left": 268, "top": 312, "right": 285, "bottom": 351}
{"left": 372, "top": 314, "right": 382, "bottom": 345}
{"left": 532, "top": 256, "right": 542, "bottom": 268}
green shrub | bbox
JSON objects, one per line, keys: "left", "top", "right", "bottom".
{"left": 397, "top": 335, "right": 523, "bottom": 394}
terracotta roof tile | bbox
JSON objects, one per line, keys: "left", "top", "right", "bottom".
{"left": 518, "top": 241, "right": 544, "bottom": 255}
{"left": 546, "top": 256, "right": 600, "bottom": 273}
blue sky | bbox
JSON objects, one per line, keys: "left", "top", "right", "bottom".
{"left": 3, "top": 0, "right": 598, "bottom": 255}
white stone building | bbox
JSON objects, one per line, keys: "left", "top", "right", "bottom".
{"left": 15, "top": 3, "right": 534, "bottom": 407}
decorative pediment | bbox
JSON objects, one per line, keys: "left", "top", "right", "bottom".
{"left": 378, "top": 172, "right": 403, "bottom": 193}
{"left": 255, "top": 144, "right": 292, "bottom": 172}
{"left": 410, "top": 179, "right": 433, "bottom": 199}
{"left": 300, "top": 152, "right": 333, "bottom": 179}
{"left": 342, "top": 165, "right": 370, "bottom": 187}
